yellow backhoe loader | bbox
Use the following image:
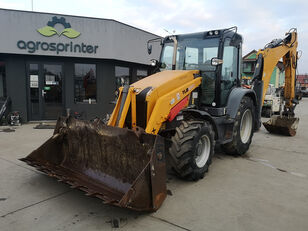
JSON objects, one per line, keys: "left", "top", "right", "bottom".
{"left": 21, "top": 27, "right": 299, "bottom": 211}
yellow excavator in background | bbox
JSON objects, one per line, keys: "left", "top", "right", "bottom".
{"left": 21, "top": 27, "right": 299, "bottom": 211}
{"left": 254, "top": 28, "right": 299, "bottom": 135}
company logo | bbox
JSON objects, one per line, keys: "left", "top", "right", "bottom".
{"left": 17, "top": 16, "right": 99, "bottom": 55}
{"left": 37, "top": 16, "right": 81, "bottom": 39}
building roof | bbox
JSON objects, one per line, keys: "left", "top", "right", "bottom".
{"left": 243, "top": 50, "right": 257, "bottom": 60}
{"left": 0, "top": 8, "right": 162, "bottom": 64}
{"left": 243, "top": 49, "right": 284, "bottom": 71}
{"left": 297, "top": 74, "right": 308, "bottom": 83}
{"left": 0, "top": 8, "right": 161, "bottom": 38}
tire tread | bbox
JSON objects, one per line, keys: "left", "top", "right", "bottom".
{"left": 169, "top": 120, "right": 215, "bottom": 180}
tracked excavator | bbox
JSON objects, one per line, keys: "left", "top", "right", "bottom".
{"left": 21, "top": 27, "right": 299, "bottom": 211}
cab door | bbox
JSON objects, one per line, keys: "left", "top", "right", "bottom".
{"left": 220, "top": 38, "right": 239, "bottom": 106}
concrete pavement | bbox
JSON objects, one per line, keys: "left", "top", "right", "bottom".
{"left": 1, "top": 99, "right": 308, "bottom": 231}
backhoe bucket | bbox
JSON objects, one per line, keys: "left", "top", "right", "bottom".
{"left": 263, "top": 115, "right": 299, "bottom": 136}
{"left": 20, "top": 117, "right": 167, "bottom": 211}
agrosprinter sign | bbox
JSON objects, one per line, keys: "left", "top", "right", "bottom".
{"left": 17, "top": 16, "right": 99, "bottom": 54}
{"left": 17, "top": 40, "right": 99, "bottom": 54}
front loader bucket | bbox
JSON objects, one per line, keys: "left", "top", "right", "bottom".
{"left": 263, "top": 115, "right": 299, "bottom": 136}
{"left": 20, "top": 117, "right": 167, "bottom": 211}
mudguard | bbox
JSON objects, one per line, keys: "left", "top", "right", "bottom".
{"left": 226, "top": 87, "right": 258, "bottom": 119}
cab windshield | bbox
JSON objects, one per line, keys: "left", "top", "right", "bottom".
{"left": 160, "top": 37, "right": 219, "bottom": 72}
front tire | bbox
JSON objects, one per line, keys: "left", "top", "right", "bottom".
{"left": 222, "top": 96, "right": 254, "bottom": 156}
{"left": 169, "top": 120, "right": 215, "bottom": 181}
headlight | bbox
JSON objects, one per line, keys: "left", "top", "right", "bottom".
{"left": 151, "top": 59, "right": 158, "bottom": 66}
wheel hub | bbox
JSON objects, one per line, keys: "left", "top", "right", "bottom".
{"left": 240, "top": 109, "right": 253, "bottom": 143}
{"left": 195, "top": 135, "right": 211, "bottom": 168}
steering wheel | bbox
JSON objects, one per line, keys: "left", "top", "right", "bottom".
{"left": 186, "top": 63, "right": 198, "bottom": 69}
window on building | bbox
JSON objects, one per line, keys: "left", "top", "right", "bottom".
{"left": 115, "top": 66, "right": 131, "bottom": 99}
{"left": 29, "top": 64, "right": 39, "bottom": 117}
{"left": 115, "top": 66, "right": 130, "bottom": 89}
{"left": 0, "top": 62, "right": 6, "bottom": 98}
{"left": 136, "top": 69, "right": 148, "bottom": 80}
{"left": 251, "top": 63, "right": 256, "bottom": 72}
{"left": 243, "top": 62, "right": 251, "bottom": 72}
{"left": 243, "top": 62, "right": 247, "bottom": 70}
{"left": 74, "top": 64, "right": 97, "bottom": 103}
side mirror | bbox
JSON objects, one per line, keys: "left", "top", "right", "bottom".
{"left": 147, "top": 44, "right": 152, "bottom": 54}
{"left": 147, "top": 37, "right": 163, "bottom": 55}
{"left": 211, "top": 57, "right": 223, "bottom": 66}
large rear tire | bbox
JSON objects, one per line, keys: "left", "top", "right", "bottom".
{"left": 222, "top": 96, "right": 254, "bottom": 156}
{"left": 169, "top": 120, "right": 215, "bottom": 181}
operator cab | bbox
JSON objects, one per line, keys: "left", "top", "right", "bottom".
{"left": 152, "top": 28, "right": 242, "bottom": 112}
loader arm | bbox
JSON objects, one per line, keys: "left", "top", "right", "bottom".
{"left": 108, "top": 70, "right": 202, "bottom": 135}
{"left": 145, "top": 77, "right": 201, "bottom": 134}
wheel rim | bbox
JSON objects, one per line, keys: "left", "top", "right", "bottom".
{"left": 195, "top": 135, "right": 211, "bottom": 168}
{"left": 240, "top": 109, "right": 253, "bottom": 143}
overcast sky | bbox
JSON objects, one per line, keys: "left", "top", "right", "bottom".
{"left": 1, "top": 0, "right": 307, "bottom": 73}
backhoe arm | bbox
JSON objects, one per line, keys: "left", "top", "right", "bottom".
{"left": 252, "top": 29, "right": 299, "bottom": 136}
{"left": 255, "top": 30, "right": 298, "bottom": 110}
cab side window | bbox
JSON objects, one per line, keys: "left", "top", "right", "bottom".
{"left": 220, "top": 39, "right": 238, "bottom": 106}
